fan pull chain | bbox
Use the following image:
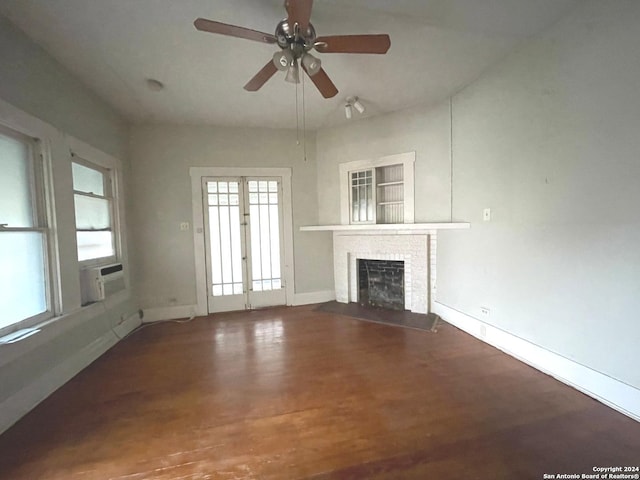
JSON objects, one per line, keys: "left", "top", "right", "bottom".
{"left": 302, "top": 71, "right": 307, "bottom": 162}
{"left": 295, "top": 80, "right": 300, "bottom": 146}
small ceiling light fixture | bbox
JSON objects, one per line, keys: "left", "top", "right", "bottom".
{"left": 146, "top": 78, "right": 165, "bottom": 92}
{"left": 344, "top": 103, "right": 353, "bottom": 120}
{"left": 352, "top": 97, "right": 365, "bottom": 114}
{"left": 345, "top": 96, "right": 365, "bottom": 119}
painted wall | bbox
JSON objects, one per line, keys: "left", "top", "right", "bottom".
{"left": 314, "top": 0, "right": 640, "bottom": 393}
{"left": 129, "top": 125, "right": 333, "bottom": 311}
{"left": 0, "top": 15, "right": 136, "bottom": 433}
{"left": 316, "top": 101, "right": 452, "bottom": 225}
{"left": 438, "top": 0, "right": 640, "bottom": 389}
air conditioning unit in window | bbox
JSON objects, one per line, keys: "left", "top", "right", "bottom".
{"left": 80, "top": 263, "right": 125, "bottom": 305}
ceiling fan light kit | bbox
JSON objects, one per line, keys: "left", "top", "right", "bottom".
{"left": 273, "top": 50, "right": 294, "bottom": 71}
{"left": 194, "top": 0, "right": 391, "bottom": 99}
{"left": 285, "top": 60, "right": 300, "bottom": 84}
{"left": 301, "top": 53, "right": 321, "bottom": 76}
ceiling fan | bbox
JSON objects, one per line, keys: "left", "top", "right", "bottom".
{"left": 194, "top": 0, "right": 391, "bottom": 99}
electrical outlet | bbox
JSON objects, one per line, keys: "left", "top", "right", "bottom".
{"left": 483, "top": 208, "right": 491, "bottom": 222}
{"left": 480, "top": 306, "right": 490, "bottom": 316}
{"left": 180, "top": 222, "right": 190, "bottom": 231}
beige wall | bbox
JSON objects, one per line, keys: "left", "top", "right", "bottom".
{"left": 129, "top": 124, "right": 333, "bottom": 310}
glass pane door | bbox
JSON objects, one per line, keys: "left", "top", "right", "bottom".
{"left": 204, "top": 178, "right": 246, "bottom": 312}
{"left": 203, "top": 177, "right": 285, "bottom": 312}
{"left": 245, "top": 179, "right": 285, "bottom": 309}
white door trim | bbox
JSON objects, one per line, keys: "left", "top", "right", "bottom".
{"left": 190, "top": 167, "right": 294, "bottom": 315}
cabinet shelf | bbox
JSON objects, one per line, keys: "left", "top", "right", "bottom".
{"left": 377, "top": 201, "right": 404, "bottom": 206}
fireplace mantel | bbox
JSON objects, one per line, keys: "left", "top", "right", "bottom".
{"left": 300, "top": 222, "right": 470, "bottom": 234}
{"left": 303, "top": 223, "right": 468, "bottom": 314}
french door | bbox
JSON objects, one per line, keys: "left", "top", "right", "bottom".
{"left": 203, "top": 177, "right": 286, "bottom": 312}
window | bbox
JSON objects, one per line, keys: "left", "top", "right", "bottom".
{"left": 0, "top": 125, "right": 51, "bottom": 333}
{"left": 72, "top": 159, "right": 116, "bottom": 263}
{"left": 340, "top": 152, "right": 415, "bottom": 225}
{"left": 350, "top": 169, "right": 375, "bottom": 223}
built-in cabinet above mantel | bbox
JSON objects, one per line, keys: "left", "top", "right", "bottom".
{"left": 300, "top": 223, "right": 470, "bottom": 234}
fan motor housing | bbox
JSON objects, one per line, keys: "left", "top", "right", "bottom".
{"left": 275, "top": 19, "right": 316, "bottom": 53}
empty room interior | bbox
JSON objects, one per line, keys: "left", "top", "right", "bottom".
{"left": 1, "top": 0, "right": 640, "bottom": 478}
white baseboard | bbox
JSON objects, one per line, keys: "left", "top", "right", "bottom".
{"left": 433, "top": 301, "right": 640, "bottom": 422}
{"left": 142, "top": 305, "right": 197, "bottom": 323}
{"left": 291, "top": 290, "right": 336, "bottom": 306}
{"left": 112, "top": 312, "right": 142, "bottom": 338}
{"left": 0, "top": 332, "right": 118, "bottom": 435}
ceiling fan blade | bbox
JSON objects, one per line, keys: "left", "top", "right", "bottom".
{"left": 302, "top": 65, "right": 338, "bottom": 98}
{"left": 315, "top": 34, "right": 391, "bottom": 54}
{"left": 194, "top": 18, "right": 276, "bottom": 44}
{"left": 244, "top": 61, "right": 279, "bottom": 92}
{"left": 285, "top": 0, "right": 314, "bottom": 31}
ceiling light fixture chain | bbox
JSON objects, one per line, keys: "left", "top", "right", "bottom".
{"left": 295, "top": 80, "right": 300, "bottom": 146}
{"left": 302, "top": 70, "right": 307, "bottom": 161}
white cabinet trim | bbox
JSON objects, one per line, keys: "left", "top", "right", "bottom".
{"left": 339, "top": 151, "right": 415, "bottom": 225}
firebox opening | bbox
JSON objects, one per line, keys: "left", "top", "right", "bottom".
{"left": 358, "top": 259, "right": 405, "bottom": 311}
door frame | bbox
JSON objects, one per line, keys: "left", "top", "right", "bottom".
{"left": 190, "top": 167, "right": 294, "bottom": 315}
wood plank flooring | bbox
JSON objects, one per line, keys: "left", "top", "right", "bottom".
{"left": 0, "top": 305, "right": 638, "bottom": 479}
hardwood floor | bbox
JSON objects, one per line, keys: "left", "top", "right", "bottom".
{"left": 0, "top": 305, "right": 638, "bottom": 479}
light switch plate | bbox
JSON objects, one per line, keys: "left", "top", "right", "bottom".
{"left": 483, "top": 208, "right": 491, "bottom": 221}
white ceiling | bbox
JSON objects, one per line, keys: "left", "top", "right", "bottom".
{"left": 0, "top": 0, "right": 580, "bottom": 129}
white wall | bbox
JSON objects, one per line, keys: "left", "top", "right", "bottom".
{"left": 316, "top": 101, "right": 452, "bottom": 224}
{"left": 129, "top": 125, "right": 333, "bottom": 311}
{"left": 438, "top": 0, "right": 640, "bottom": 389}
{"left": 0, "top": 15, "right": 136, "bottom": 433}
{"left": 314, "top": 0, "right": 640, "bottom": 400}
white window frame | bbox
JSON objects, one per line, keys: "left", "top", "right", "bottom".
{"left": 348, "top": 168, "right": 376, "bottom": 224}
{"left": 339, "top": 151, "right": 415, "bottom": 225}
{"left": 0, "top": 123, "right": 56, "bottom": 337}
{"left": 68, "top": 136, "right": 123, "bottom": 268}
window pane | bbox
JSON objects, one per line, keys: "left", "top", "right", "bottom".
{"left": 209, "top": 208, "right": 222, "bottom": 285}
{"left": 74, "top": 194, "right": 111, "bottom": 230}
{"left": 250, "top": 204, "right": 261, "bottom": 281}
{"left": 259, "top": 204, "right": 272, "bottom": 280}
{"left": 77, "top": 231, "right": 114, "bottom": 261}
{"left": 0, "top": 132, "right": 33, "bottom": 228}
{"left": 269, "top": 204, "right": 281, "bottom": 280}
{"left": 208, "top": 202, "right": 242, "bottom": 297}
{"left": 0, "top": 232, "right": 47, "bottom": 329}
{"left": 72, "top": 162, "right": 104, "bottom": 196}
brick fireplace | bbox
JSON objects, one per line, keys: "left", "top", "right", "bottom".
{"left": 333, "top": 231, "right": 437, "bottom": 314}
{"left": 358, "top": 259, "right": 405, "bottom": 310}
{"left": 300, "top": 223, "right": 469, "bottom": 315}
